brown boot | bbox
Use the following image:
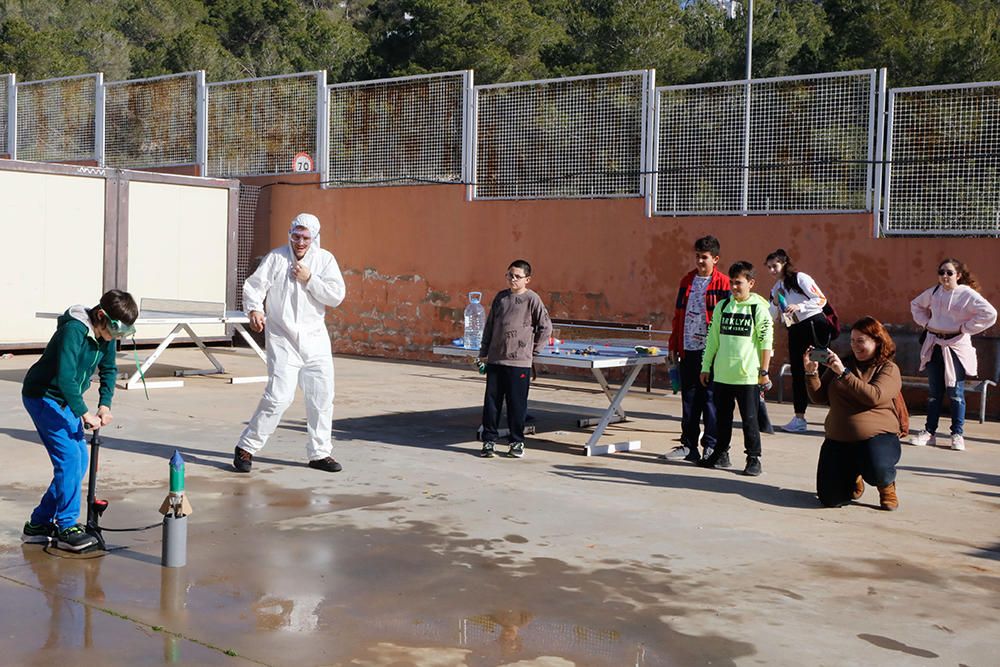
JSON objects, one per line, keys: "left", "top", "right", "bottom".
{"left": 851, "top": 475, "right": 865, "bottom": 500}
{"left": 878, "top": 482, "right": 898, "bottom": 511}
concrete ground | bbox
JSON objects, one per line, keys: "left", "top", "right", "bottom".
{"left": 0, "top": 347, "right": 997, "bottom": 667}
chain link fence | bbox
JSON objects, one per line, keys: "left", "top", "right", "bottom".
{"left": 326, "top": 71, "right": 469, "bottom": 188}
{"left": 16, "top": 73, "right": 101, "bottom": 163}
{"left": 473, "top": 71, "right": 652, "bottom": 199}
{"left": 7, "top": 63, "right": 1000, "bottom": 237}
{"left": 207, "top": 72, "right": 323, "bottom": 177}
{"left": 236, "top": 183, "right": 262, "bottom": 310}
{"left": 882, "top": 81, "right": 1000, "bottom": 236}
{"left": 653, "top": 70, "right": 876, "bottom": 215}
{"left": 104, "top": 72, "right": 202, "bottom": 169}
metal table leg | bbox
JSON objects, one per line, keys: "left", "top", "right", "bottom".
{"left": 583, "top": 364, "right": 646, "bottom": 456}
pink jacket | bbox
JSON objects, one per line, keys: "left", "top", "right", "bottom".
{"left": 911, "top": 285, "right": 997, "bottom": 386}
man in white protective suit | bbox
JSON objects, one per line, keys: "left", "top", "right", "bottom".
{"left": 234, "top": 212, "right": 346, "bottom": 474}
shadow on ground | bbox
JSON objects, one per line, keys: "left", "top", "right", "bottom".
{"left": 0, "top": 427, "right": 300, "bottom": 471}
{"left": 550, "top": 462, "right": 820, "bottom": 509}
{"left": 329, "top": 400, "right": 672, "bottom": 456}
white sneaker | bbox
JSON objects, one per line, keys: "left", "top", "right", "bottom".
{"left": 951, "top": 434, "right": 965, "bottom": 451}
{"left": 780, "top": 416, "right": 808, "bottom": 433}
{"left": 910, "top": 430, "right": 935, "bottom": 447}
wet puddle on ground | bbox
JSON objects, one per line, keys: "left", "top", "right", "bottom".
{"left": 1, "top": 478, "right": 754, "bottom": 666}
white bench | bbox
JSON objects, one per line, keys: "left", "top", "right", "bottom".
{"left": 776, "top": 363, "right": 994, "bottom": 424}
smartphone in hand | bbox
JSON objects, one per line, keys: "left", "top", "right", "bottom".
{"left": 808, "top": 347, "right": 832, "bottom": 364}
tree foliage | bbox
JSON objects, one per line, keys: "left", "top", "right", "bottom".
{"left": 0, "top": 0, "right": 996, "bottom": 85}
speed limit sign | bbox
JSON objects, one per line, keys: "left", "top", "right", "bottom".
{"left": 292, "top": 152, "right": 314, "bottom": 172}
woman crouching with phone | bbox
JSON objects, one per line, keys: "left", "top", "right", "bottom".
{"left": 805, "top": 317, "right": 903, "bottom": 511}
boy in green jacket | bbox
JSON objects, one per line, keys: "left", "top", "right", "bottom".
{"left": 699, "top": 262, "right": 773, "bottom": 476}
{"left": 21, "top": 289, "right": 138, "bottom": 552}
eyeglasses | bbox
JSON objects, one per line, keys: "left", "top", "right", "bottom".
{"left": 938, "top": 269, "right": 956, "bottom": 276}
{"left": 506, "top": 272, "right": 527, "bottom": 281}
{"left": 290, "top": 233, "right": 313, "bottom": 244}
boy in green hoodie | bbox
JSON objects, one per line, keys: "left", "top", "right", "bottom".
{"left": 21, "top": 289, "right": 138, "bottom": 552}
{"left": 698, "top": 262, "right": 773, "bottom": 476}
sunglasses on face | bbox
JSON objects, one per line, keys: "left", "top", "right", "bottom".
{"left": 938, "top": 269, "right": 956, "bottom": 276}
{"left": 506, "top": 272, "right": 527, "bottom": 280}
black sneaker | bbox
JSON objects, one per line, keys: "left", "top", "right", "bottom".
{"left": 508, "top": 442, "right": 525, "bottom": 458}
{"left": 698, "top": 450, "right": 732, "bottom": 469}
{"left": 21, "top": 521, "right": 57, "bottom": 545}
{"left": 743, "top": 456, "right": 762, "bottom": 476}
{"left": 480, "top": 441, "right": 497, "bottom": 458}
{"left": 55, "top": 524, "right": 99, "bottom": 552}
{"left": 308, "top": 457, "right": 343, "bottom": 472}
{"left": 233, "top": 446, "right": 253, "bottom": 473}
{"left": 683, "top": 448, "right": 703, "bottom": 464}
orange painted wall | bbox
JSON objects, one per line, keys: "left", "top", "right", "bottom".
{"left": 250, "top": 179, "right": 1000, "bottom": 413}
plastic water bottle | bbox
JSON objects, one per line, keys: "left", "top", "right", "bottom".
{"left": 463, "top": 292, "right": 486, "bottom": 350}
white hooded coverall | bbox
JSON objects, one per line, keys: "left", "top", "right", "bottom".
{"left": 238, "top": 214, "right": 346, "bottom": 460}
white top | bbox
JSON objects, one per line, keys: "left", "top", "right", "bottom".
{"left": 768, "top": 271, "right": 827, "bottom": 327}
{"left": 683, "top": 274, "right": 711, "bottom": 351}
{"left": 910, "top": 284, "right": 996, "bottom": 336}
{"left": 243, "top": 244, "right": 346, "bottom": 344}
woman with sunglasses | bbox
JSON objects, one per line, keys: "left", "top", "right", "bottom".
{"left": 21, "top": 289, "right": 139, "bottom": 552}
{"left": 910, "top": 258, "right": 996, "bottom": 450}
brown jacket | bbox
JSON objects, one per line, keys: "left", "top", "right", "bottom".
{"left": 806, "top": 360, "right": 902, "bottom": 442}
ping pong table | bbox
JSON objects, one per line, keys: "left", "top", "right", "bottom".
{"left": 434, "top": 340, "right": 669, "bottom": 456}
{"left": 38, "top": 298, "right": 267, "bottom": 390}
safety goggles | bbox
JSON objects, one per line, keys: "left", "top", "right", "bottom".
{"left": 100, "top": 310, "right": 137, "bottom": 339}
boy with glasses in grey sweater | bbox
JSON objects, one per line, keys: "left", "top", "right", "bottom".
{"left": 478, "top": 260, "right": 552, "bottom": 458}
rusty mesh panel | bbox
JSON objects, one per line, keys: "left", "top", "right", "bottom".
{"left": 475, "top": 72, "right": 646, "bottom": 199}
{"left": 105, "top": 73, "right": 198, "bottom": 168}
{"left": 656, "top": 71, "right": 875, "bottom": 215}
{"left": 656, "top": 83, "right": 746, "bottom": 213}
{"left": 207, "top": 74, "right": 319, "bottom": 177}
{"left": 16, "top": 75, "right": 99, "bottom": 162}
{"left": 749, "top": 73, "right": 873, "bottom": 211}
{"left": 886, "top": 84, "right": 1000, "bottom": 235}
{"left": 236, "top": 183, "right": 261, "bottom": 310}
{"left": 327, "top": 72, "right": 465, "bottom": 187}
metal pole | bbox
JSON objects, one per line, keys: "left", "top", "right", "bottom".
{"left": 85, "top": 429, "right": 101, "bottom": 528}
{"left": 745, "top": 0, "right": 754, "bottom": 82}
{"left": 741, "top": 0, "right": 753, "bottom": 214}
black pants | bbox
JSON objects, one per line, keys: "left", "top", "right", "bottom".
{"left": 713, "top": 382, "right": 761, "bottom": 458}
{"left": 816, "top": 433, "right": 901, "bottom": 507}
{"left": 787, "top": 314, "right": 828, "bottom": 414}
{"left": 757, "top": 389, "right": 773, "bottom": 433}
{"left": 482, "top": 364, "right": 531, "bottom": 443}
{"left": 680, "top": 350, "right": 716, "bottom": 451}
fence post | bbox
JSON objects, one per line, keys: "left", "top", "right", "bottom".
{"left": 95, "top": 73, "right": 105, "bottom": 167}
{"left": 872, "top": 68, "right": 888, "bottom": 237}
{"left": 6, "top": 73, "right": 15, "bottom": 160}
{"left": 196, "top": 71, "right": 207, "bottom": 176}
{"left": 466, "top": 75, "right": 477, "bottom": 202}
{"left": 316, "top": 70, "right": 329, "bottom": 186}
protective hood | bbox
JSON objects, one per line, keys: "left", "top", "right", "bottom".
{"left": 289, "top": 213, "right": 321, "bottom": 248}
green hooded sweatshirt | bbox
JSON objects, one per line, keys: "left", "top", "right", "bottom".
{"left": 22, "top": 306, "right": 118, "bottom": 417}
{"left": 700, "top": 293, "right": 774, "bottom": 385}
